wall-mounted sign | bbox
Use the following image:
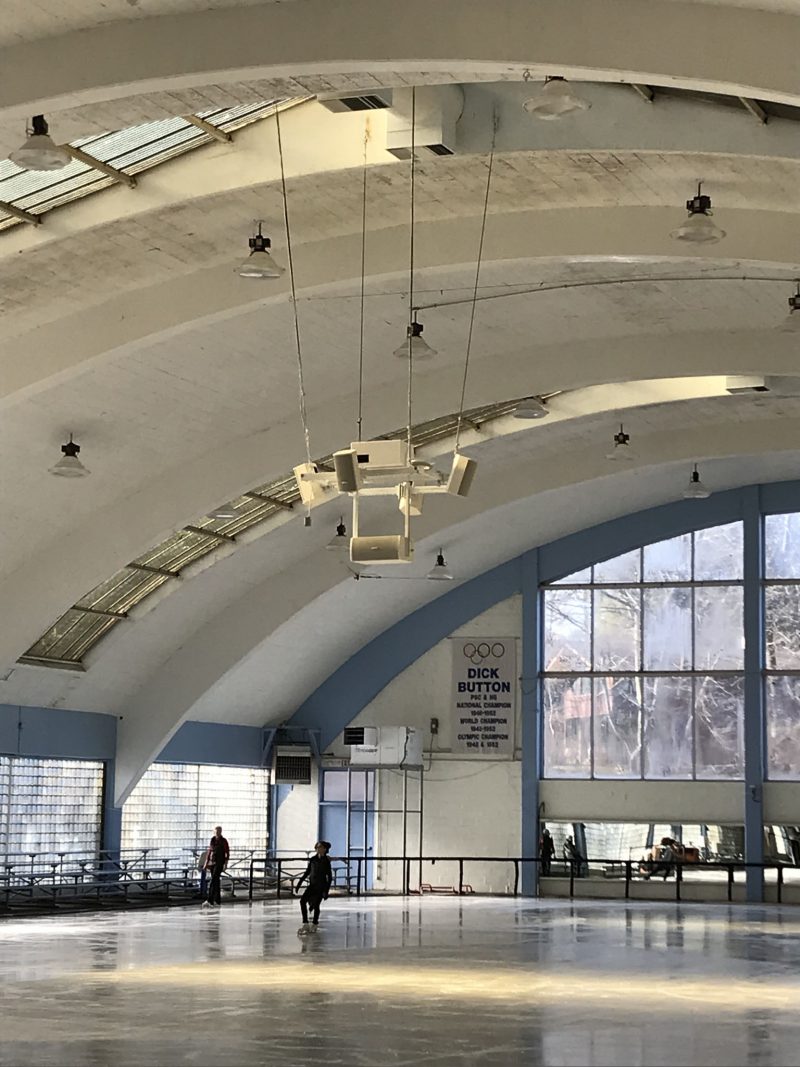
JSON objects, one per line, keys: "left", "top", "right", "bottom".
{"left": 450, "top": 638, "right": 516, "bottom": 757}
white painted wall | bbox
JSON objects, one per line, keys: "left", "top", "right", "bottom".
{"left": 540, "top": 780, "right": 744, "bottom": 824}
{"left": 326, "top": 597, "right": 523, "bottom": 890}
{"left": 275, "top": 764, "right": 319, "bottom": 858}
{"left": 329, "top": 597, "right": 524, "bottom": 756}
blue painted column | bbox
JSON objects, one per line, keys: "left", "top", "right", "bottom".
{"left": 521, "top": 548, "right": 541, "bottom": 896}
{"left": 742, "top": 485, "right": 765, "bottom": 902}
{"left": 101, "top": 759, "right": 122, "bottom": 872}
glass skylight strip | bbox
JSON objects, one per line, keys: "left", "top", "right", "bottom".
{"left": 0, "top": 98, "right": 297, "bottom": 233}
{"left": 20, "top": 396, "right": 531, "bottom": 667}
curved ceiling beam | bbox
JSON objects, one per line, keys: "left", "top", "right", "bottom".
{"left": 3, "top": 0, "right": 800, "bottom": 125}
{"left": 4, "top": 206, "right": 800, "bottom": 408}
{"left": 111, "top": 407, "right": 800, "bottom": 803}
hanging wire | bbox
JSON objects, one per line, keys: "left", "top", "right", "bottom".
{"left": 455, "top": 114, "right": 498, "bottom": 453}
{"left": 275, "top": 107, "right": 313, "bottom": 473}
{"left": 406, "top": 87, "right": 417, "bottom": 465}
{"left": 357, "top": 118, "right": 370, "bottom": 439}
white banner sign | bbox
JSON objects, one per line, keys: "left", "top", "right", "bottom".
{"left": 451, "top": 638, "right": 516, "bottom": 757}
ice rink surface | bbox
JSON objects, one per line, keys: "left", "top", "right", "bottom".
{"left": 2, "top": 895, "right": 800, "bottom": 1066}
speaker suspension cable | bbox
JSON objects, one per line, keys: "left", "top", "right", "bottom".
{"left": 406, "top": 87, "right": 417, "bottom": 465}
{"left": 357, "top": 118, "right": 370, "bottom": 439}
{"left": 275, "top": 106, "right": 313, "bottom": 505}
{"left": 454, "top": 114, "right": 498, "bottom": 453}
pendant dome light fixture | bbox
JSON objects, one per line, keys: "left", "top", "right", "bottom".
{"left": 780, "top": 281, "right": 800, "bottom": 332}
{"left": 513, "top": 396, "right": 550, "bottom": 420}
{"left": 326, "top": 517, "right": 348, "bottom": 550}
{"left": 10, "top": 115, "right": 70, "bottom": 171}
{"left": 393, "top": 317, "right": 436, "bottom": 359}
{"left": 605, "top": 423, "right": 636, "bottom": 461}
{"left": 50, "top": 433, "right": 89, "bottom": 477}
{"left": 237, "top": 221, "right": 284, "bottom": 278}
{"left": 522, "top": 74, "right": 591, "bottom": 120}
{"left": 683, "top": 463, "right": 711, "bottom": 500}
{"left": 427, "top": 548, "right": 454, "bottom": 581}
{"left": 670, "top": 181, "right": 726, "bottom": 244}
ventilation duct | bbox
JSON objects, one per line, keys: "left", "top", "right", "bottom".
{"left": 318, "top": 90, "right": 392, "bottom": 113}
{"left": 273, "top": 745, "right": 312, "bottom": 784}
{"left": 386, "top": 86, "right": 464, "bottom": 159}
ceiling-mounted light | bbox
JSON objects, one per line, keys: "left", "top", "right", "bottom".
{"left": 513, "top": 396, "right": 550, "bottom": 420}
{"left": 209, "top": 503, "right": 238, "bottom": 521}
{"left": 49, "top": 434, "right": 89, "bottom": 477}
{"left": 9, "top": 115, "right": 70, "bottom": 171}
{"left": 522, "top": 76, "right": 591, "bottom": 120}
{"left": 683, "top": 463, "right": 711, "bottom": 500}
{"left": 427, "top": 549, "right": 453, "bottom": 581}
{"left": 670, "top": 181, "right": 725, "bottom": 244}
{"left": 605, "top": 423, "right": 635, "bottom": 462}
{"left": 780, "top": 282, "right": 800, "bottom": 332}
{"left": 393, "top": 318, "right": 436, "bottom": 359}
{"left": 326, "top": 517, "right": 349, "bottom": 551}
{"left": 237, "top": 222, "right": 284, "bottom": 278}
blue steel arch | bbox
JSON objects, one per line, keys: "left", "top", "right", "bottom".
{"left": 286, "top": 480, "right": 800, "bottom": 899}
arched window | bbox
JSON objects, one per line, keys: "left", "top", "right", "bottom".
{"left": 542, "top": 522, "right": 745, "bottom": 780}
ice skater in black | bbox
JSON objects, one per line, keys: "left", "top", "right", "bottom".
{"left": 296, "top": 841, "right": 333, "bottom": 935}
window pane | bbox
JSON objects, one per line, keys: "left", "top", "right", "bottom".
{"left": 694, "top": 586, "right": 743, "bottom": 669}
{"left": 643, "top": 588, "right": 692, "bottom": 670}
{"left": 643, "top": 534, "right": 691, "bottom": 582}
{"left": 593, "top": 589, "right": 639, "bottom": 670}
{"left": 694, "top": 522, "right": 743, "bottom": 580}
{"left": 593, "top": 677, "right": 641, "bottom": 778}
{"left": 543, "top": 677, "right": 591, "bottom": 778}
{"left": 544, "top": 589, "right": 591, "bottom": 671}
{"left": 766, "top": 676, "right": 800, "bottom": 780}
{"left": 765, "top": 586, "right": 800, "bottom": 670}
{"left": 765, "top": 513, "right": 800, "bottom": 578}
{"left": 644, "top": 676, "right": 693, "bottom": 779}
{"left": 594, "top": 549, "right": 640, "bottom": 584}
{"left": 551, "top": 567, "right": 592, "bottom": 585}
{"left": 322, "top": 770, "right": 374, "bottom": 802}
{"left": 695, "top": 676, "right": 744, "bottom": 778}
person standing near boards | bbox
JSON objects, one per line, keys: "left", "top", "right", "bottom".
{"left": 540, "top": 827, "right": 555, "bottom": 876}
{"left": 202, "top": 826, "right": 229, "bottom": 908}
{"left": 296, "top": 841, "right": 333, "bottom": 935}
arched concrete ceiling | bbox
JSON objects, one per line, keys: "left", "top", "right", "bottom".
{"left": 2, "top": 4, "right": 800, "bottom": 798}
{"left": 3, "top": 0, "right": 800, "bottom": 142}
{"left": 98, "top": 389, "right": 800, "bottom": 802}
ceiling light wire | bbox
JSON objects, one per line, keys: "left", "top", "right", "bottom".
{"left": 406, "top": 87, "right": 417, "bottom": 465}
{"left": 357, "top": 119, "right": 370, "bottom": 439}
{"left": 275, "top": 106, "right": 313, "bottom": 475}
{"left": 455, "top": 114, "right": 498, "bottom": 453}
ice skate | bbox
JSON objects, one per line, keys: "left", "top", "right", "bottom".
{"left": 297, "top": 922, "right": 311, "bottom": 937}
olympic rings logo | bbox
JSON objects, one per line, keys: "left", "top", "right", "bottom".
{"left": 462, "top": 641, "right": 505, "bottom": 665}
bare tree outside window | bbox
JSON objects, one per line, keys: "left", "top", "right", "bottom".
{"left": 543, "top": 523, "right": 745, "bottom": 780}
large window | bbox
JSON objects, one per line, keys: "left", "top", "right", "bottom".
{"left": 543, "top": 523, "right": 745, "bottom": 780}
{"left": 765, "top": 514, "right": 800, "bottom": 779}
{"left": 0, "top": 756, "right": 104, "bottom": 862}
{"left": 121, "top": 762, "right": 269, "bottom": 859}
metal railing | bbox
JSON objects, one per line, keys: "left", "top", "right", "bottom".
{"left": 0, "top": 847, "right": 258, "bottom": 913}
{"left": 249, "top": 854, "right": 800, "bottom": 904}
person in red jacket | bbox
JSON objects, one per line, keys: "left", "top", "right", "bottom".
{"left": 202, "top": 826, "right": 230, "bottom": 908}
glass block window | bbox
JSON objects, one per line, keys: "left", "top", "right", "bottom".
{"left": 121, "top": 762, "right": 269, "bottom": 862}
{"left": 542, "top": 523, "right": 745, "bottom": 780}
{"left": 0, "top": 757, "right": 103, "bottom": 862}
